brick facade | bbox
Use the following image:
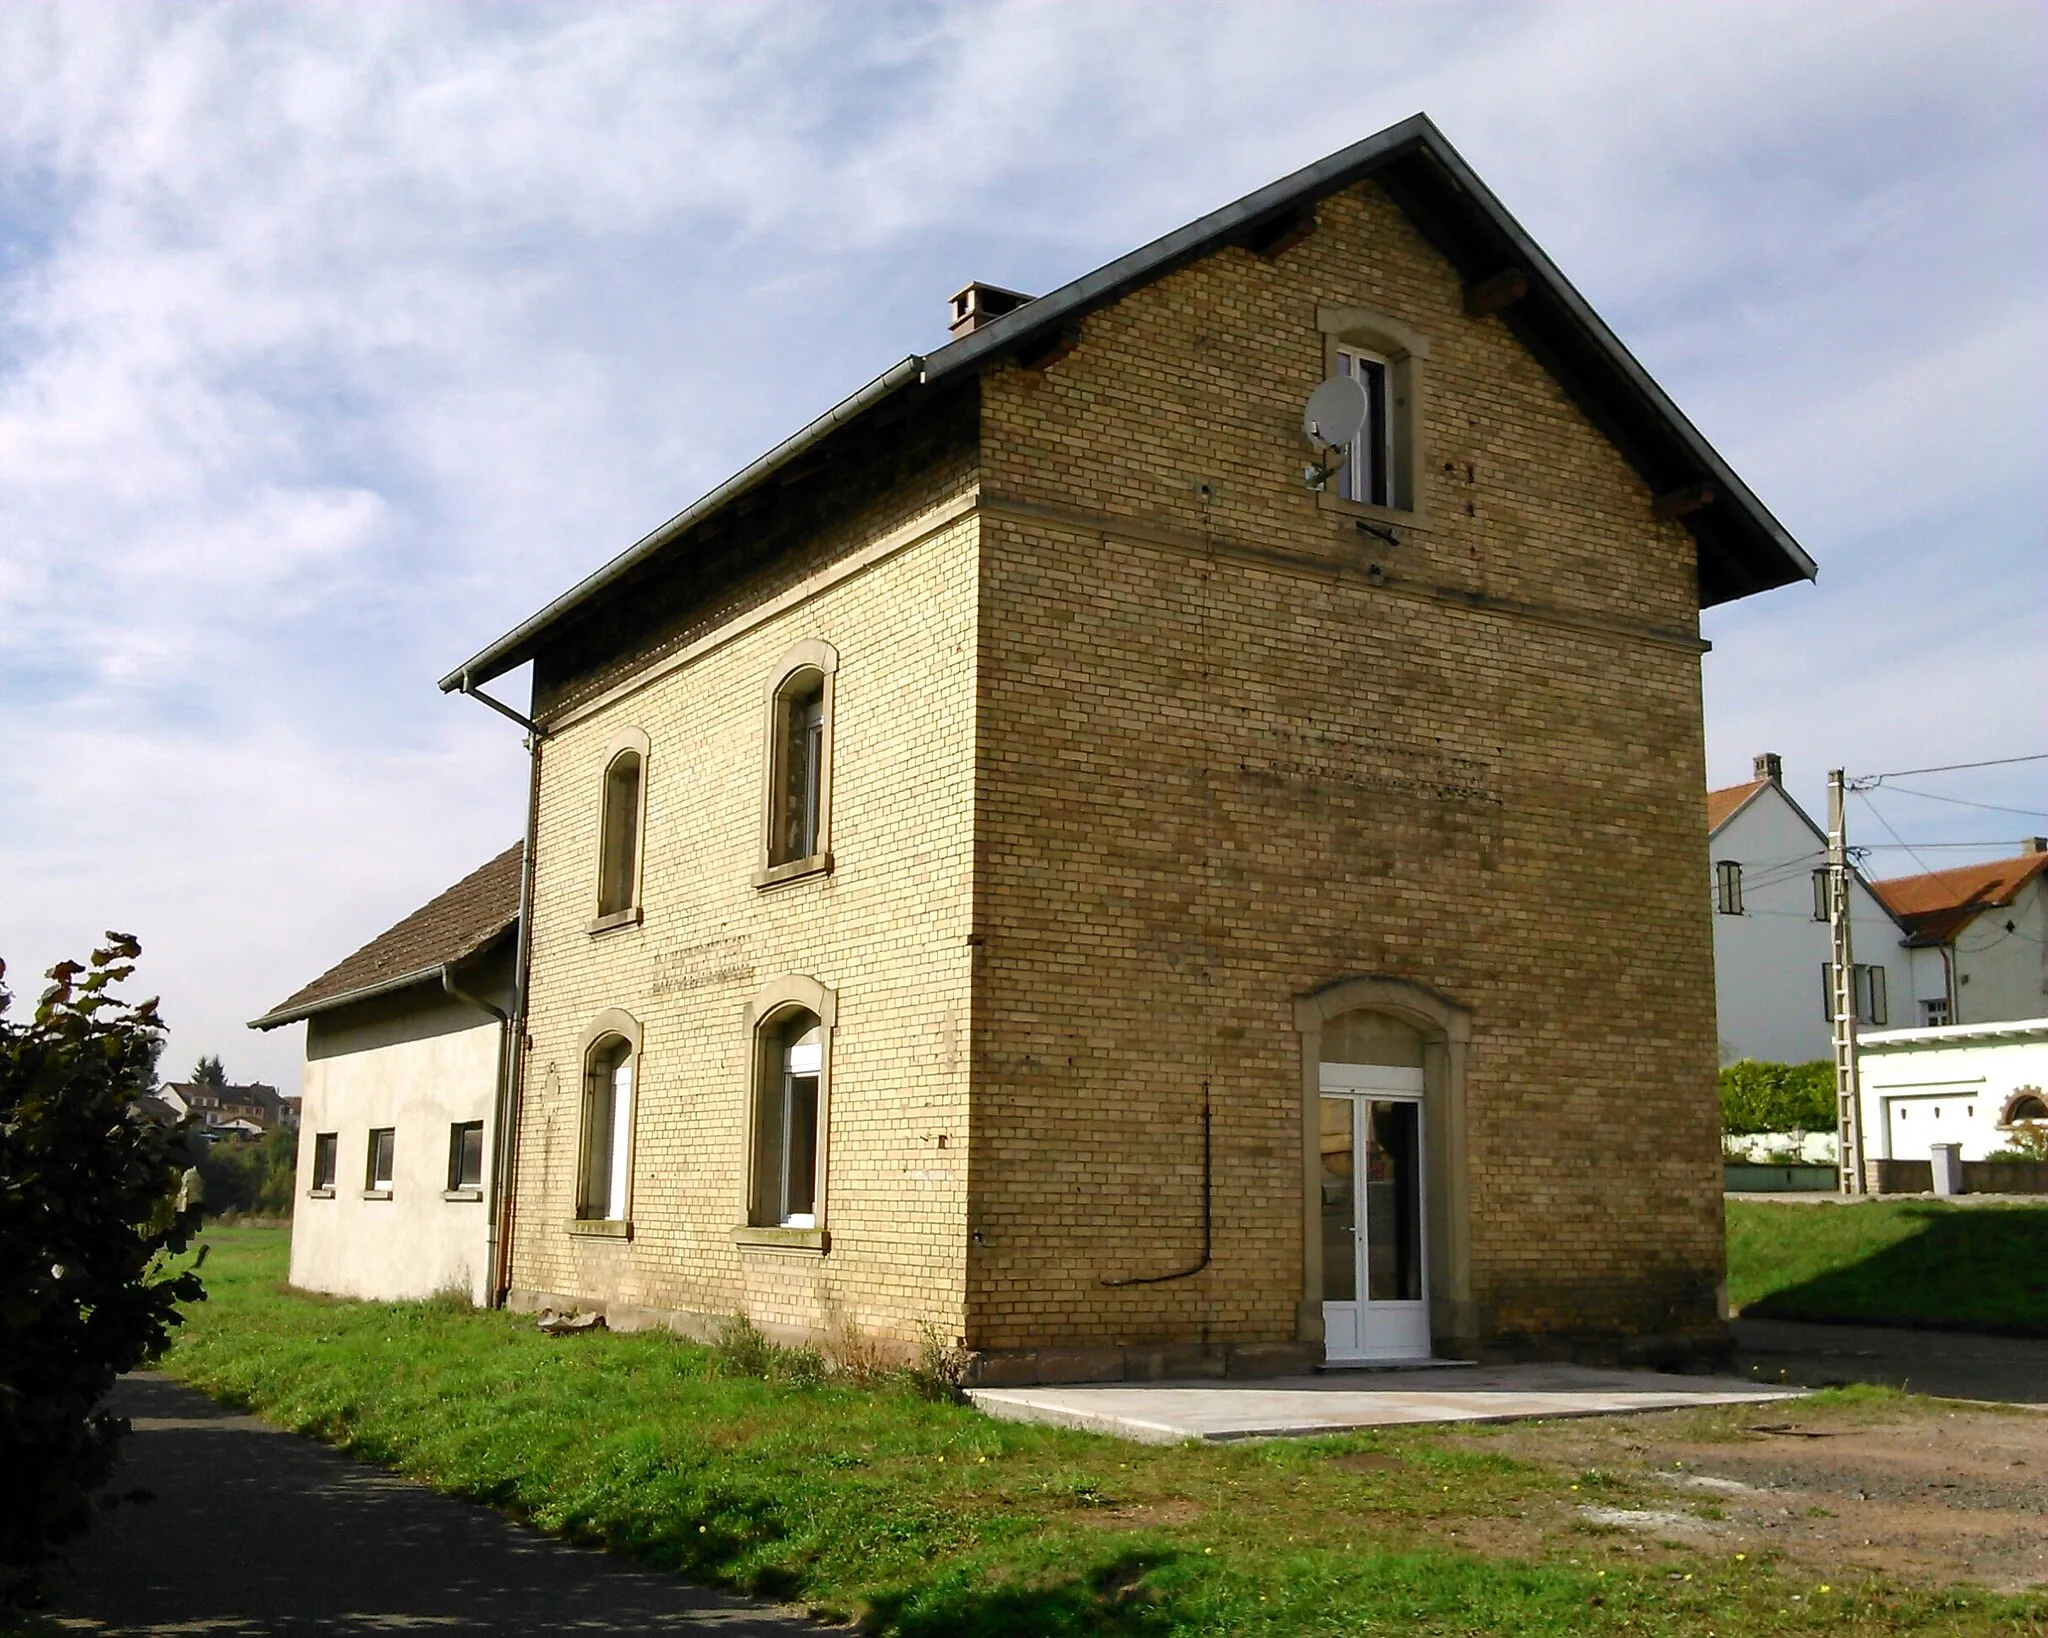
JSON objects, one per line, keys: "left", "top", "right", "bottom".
{"left": 505, "top": 173, "right": 1732, "bottom": 1375}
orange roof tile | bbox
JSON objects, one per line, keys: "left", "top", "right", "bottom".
{"left": 1870, "top": 849, "right": 2048, "bottom": 945}
{"left": 1706, "top": 779, "right": 1767, "bottom": 832}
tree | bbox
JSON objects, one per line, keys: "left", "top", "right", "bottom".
{"left": 188, "top": 1053, "right": 227, "bottom": 1091}
{"left": 0, "top": 937, "right": 204, "bottom": 1604}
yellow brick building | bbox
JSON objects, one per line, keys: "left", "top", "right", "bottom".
{"left": 442, "top": 115, "right": 1812, "bottom": 1381}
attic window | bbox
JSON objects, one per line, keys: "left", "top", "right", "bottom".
{"left": 1318, "top": 306, "right": 1428, "bottom": 521}
{"left": 756, "top": 641, "right": 839, "bottom": 888}
{"left": 1336, "top": 349, "right": 1392, "bottom": 508}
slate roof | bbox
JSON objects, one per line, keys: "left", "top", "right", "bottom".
{"left": 250, "top": 844, "right": 523, "bottom": 1029}
{"left": 1706, "top": 779, "right": 1769, "bottom": 833}
{"left": 1870, "top": 849, "right": 2048, "bottom": 947}
{"left": 441, "top": 112, "right": 1814, "bottom": 699}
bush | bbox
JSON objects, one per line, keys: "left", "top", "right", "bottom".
{"left": 1720, "top": 1059, "right": 1836, "bottom": 1135}
{"left": 0, "top": 938, "right": 203, "bottom": 1604}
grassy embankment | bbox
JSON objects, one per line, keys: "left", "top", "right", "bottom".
{"left": 1728, "top": 1198, "right": 2048, "bottom": 1334}
{"left": 153, "top": 1228, "right": 2037, "bottom": 1637}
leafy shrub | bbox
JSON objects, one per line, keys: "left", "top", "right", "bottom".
{"left": 1719, "top": 1059, "right": 1836, "bottom": 1135}
{"left": 0, "top": 938, "right": 203, "bottom": 1604}
{"left": 1988, "top": 1121, "right": 2048, "bottom": 1163}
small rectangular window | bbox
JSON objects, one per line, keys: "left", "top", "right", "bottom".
{"left": 447, "top": 1121, "right": 484, "bottom": 1192}
{"left": 1715, "top": 860, "right": 1744, "bottom": 915}
{"left": 365, "top": 1127, "right": 395, "bottom": 1192}
{"left": 1921, "top": 998, "right": 1950, "bottom": 1027}
{"left": 1337, "top": 348, "right": 1391, "bottom": 508}
{"left": 1822, "top": 964, "right": 1888, "bottom": 1025}
{"left": 1812, "top": 868, "right": 1830, "bottom": 922}
{"left": 311, "top": 1132, "right": 338, "bottom": 1193}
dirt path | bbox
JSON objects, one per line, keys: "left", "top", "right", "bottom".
{"left": 1453, "top": 1397, "right": 2048, "bottom": 1594}
{"left": 46, "top": 1375, "right": 829, "bottom": 1636}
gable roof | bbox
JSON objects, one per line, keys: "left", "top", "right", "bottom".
{"left": 1706, "top": 778, "right": 1769, "bottom": 834}
{"left": 441, "top": 113, "right": 1813, "bottom": 698}
{"left": 250, "top": 843, "right": 523, "bottom": 1030}
{"left": 1871, "top": 850, "right": 2048, "bottom": 947}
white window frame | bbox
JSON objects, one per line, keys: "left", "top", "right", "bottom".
{"left": 364, "top": 1127, "right": 395, "bottom": 1197}
{"left": 572, "top": 1009, "right": 642, "bottom": 1229}
{"left": 1316, "top": 305, "right": 1430, "bottom": 525}
{"left": 309, "top": 1131, "right": 338, "bottom": 1196}
{"left": 446, "top": 1120, "right": 485, "bottom": 1197}
{"left": 1334, "top": 346, "right": 1394, "bottom": 509}
{"left": 736, "top": 976, "right": 837, "bottom": 1250}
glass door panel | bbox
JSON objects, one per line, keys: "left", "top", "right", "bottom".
{"left": 1363, "top": 1099, "right": 1422, "bottom": 1302}
{"left": 1319, "top": 1096, "right": 1356, "bottom": 1302}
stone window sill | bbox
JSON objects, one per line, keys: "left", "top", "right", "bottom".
{"left": 730, "top": 1225, "right": 830, "bottom": 1257}
{"left": 443, "top": 1188, "right": 484, "bottom": 1203}
{"left": 569, "top": 1217, "right": 633, "bottom": 1239}
{"left": 307, "top": 1187, "right": 335, "bottom": 1200}
{"left": 361, "top": 1188, "right": 393, "bottom": 1202}
{"left": 587, "top": 906, "right": 644, "bottom": 937}
{"left": 753, "top": 852, "right": 833, "bottom": 891}
{"left": 1316, "top": 491, "right": 1435, "bottom": 533}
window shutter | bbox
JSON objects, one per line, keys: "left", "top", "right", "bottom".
{"left": 1867, "top": 965, "right": 1888, "bottom": 1026}
{"left": 1820, "top": 963, "right": 1834, "bottom": 1021}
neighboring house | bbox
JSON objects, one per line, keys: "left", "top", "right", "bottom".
{"left": 1857, "top": 1017, "right": 2048, "bottom": 1165}
{"left": 160, "top": 1078, "right": 300, "bottom": 1134}
{"left": 1871, "top": 843, "right": 2048, "bottom": 1028}
{"left": 1705, "top": 753, "right": 1920, "bottom": 1066}
{"left": 129, "top": 1092, "right": 183, "bottom": 1128}
{"left": 436, "top": 116, "right": 1812, "bottom": 1376}
{"left": 249, "top": 845, "right": 522, "bottom": 1305}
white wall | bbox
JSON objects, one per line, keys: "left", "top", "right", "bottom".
{"left": 289, "top": 989, "right": 501, "bottom": 1304}
{"left": 1858, "top": 1020, "right": 2048, "bottom": 1161}
{"left": 1710, "top": 783, "right": 1914, "bottom": 1064}
{"left": 1954, "top": 875, "right": 2048, "bottom": 1026}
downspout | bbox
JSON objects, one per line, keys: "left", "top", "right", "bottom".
{"left": 440, "top": 961, "right": 509, "bottom": 1299}
{"left": 454, "top": 669, "right": 547, "bottom": 1308}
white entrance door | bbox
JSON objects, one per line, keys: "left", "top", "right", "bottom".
{"left": 1319, "top": 1062, "right": 1429, "bottom": 1362}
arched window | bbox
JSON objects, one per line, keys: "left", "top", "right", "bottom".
{"left": 593, "top": 728, "right": 649, "bottom": 925}
{"left": 756, "top": 641, "right": 838, "bottom": 886}
{"left": 772, "top": 674, "right": 825, "bottom": 865}
{"left": 751, "top": 1008, "right": 822, "bottom": 1228}
{"left": 579, "top": 1032, "right": 636, "bottom": 1222}
{"left": 2002, "top": 1088, "right": 2048, "bottom": 1126}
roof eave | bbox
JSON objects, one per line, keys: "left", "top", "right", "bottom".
{"left": 249, "top": 916, "right": 517, "bottom": 1031}
{"left": 440, "top": 356, "right": 926, "bottom": 693}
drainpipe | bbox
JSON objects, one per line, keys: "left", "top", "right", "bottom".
{"left": 440, "top": 961, "right": 509, "bottom": 1302}
{"left": 456, "top": 670, "right": 547, "bottom": 1309}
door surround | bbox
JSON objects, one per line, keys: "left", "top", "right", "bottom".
{"left": 1293, "top": 976, "right": 1474, "bottom": 1356}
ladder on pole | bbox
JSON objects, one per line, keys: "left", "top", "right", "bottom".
{"left": 1828, "top": 770, "right": 1866, "bottom": 1195}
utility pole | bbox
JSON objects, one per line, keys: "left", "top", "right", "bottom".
{"left": 1828, "top": 770, "right": 1867, "bottom": 1195}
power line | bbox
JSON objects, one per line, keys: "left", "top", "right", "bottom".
{"left": 1872, "top": 784, "right": 2048, "bottom": 820}
{"left": 1853, "top": 789, "right": 1987, "bottom": 900}
{"left": 1856, "top": 752, "right": 2048, "bottom": 780}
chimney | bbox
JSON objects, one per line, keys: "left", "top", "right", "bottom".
{"left": 1753, "top": 752, "right": 1783, "bottom": 785}
{"left": 2025, "top": 837, "right": 2048, "bottom": 855}
{"left": 949, "top": 282, "right": 1033, "bottom": 338}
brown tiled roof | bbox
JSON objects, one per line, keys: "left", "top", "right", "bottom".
{"left": 1706, "top": 779, "right": 1767, "bottom": 832}
{"left": 251, "top": 844, "right": 522, "bottom": 1028}
{"left": 1870, "top": 849, "right": 2048, "bottom": 946}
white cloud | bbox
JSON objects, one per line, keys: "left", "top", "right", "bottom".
{"left": 0, "top": 0, "right": 2040, "bottom": 1087}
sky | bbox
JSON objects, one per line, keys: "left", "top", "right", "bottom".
{"left": 0, "top": 1, "right": 2042, "bottom": 1095}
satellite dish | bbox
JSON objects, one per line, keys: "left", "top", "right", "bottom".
{"left": 1302, "top": 374, "right": 1368, "bottom": 451}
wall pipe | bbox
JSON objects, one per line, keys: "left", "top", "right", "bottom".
{"left": 1101, "top": 1084, "right": 1212, "bottom": 1287}
{"left": 440, "top": 961, "right": 509, "bottom": 1299}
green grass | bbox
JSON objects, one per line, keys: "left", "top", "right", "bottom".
{"left": 153, "top": 1229, "right": 2040, "bottom": 1637}
{"left": 1728, "top": 1198, "right": 2048, "bottom": 1332}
